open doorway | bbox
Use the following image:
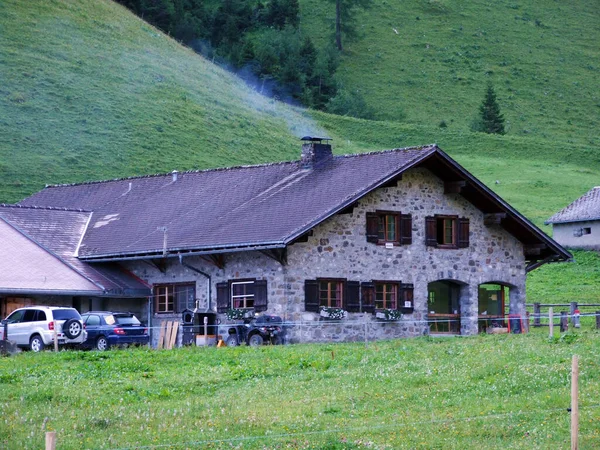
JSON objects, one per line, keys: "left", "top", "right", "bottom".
{"left": 427, "top": 281, "right": 462, "bottom": 334}
{"left": 478, "top": 284, "right": 510, "bottom": 333}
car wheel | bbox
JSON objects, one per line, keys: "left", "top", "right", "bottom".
{"left": 271, "top": 336, "right": 282, "bottom": 345}
{"left": 63, "top": 319, "right": 82, "bottom": 339}
{"left": 29, "top": 335, "right": 45, "bottom": 352}
{"left": 96, "top": 336, "right": 109, "bottom": 351}
{"left": 225, "top": 335, "right": 239, "bottom": 347}
{"left": 248, "top": 334, "right": 263, "bottom": 347}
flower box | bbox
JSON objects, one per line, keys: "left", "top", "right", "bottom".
{"left": 375, "top": 309, "right": 403, "bottom": 321}
{"left": 225, "top": 308, "right": 254, "bottom": 320}
{"left": 319, "top": 307, "right": 347, "bottom": 320}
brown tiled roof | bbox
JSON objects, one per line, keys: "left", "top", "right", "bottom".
{"left": 546, "top": 187, "right": 600, "bottom": 224}
{"left": 0, "top": 206, "right": 150, "bottom": 296}
{"left": 18, "top": 145, "right": 570, "bottom": 265}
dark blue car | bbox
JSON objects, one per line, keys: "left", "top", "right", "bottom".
{"left": 81, "top": 312, "right": 149, "bottom": 351}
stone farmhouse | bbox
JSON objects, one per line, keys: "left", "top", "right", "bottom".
{"left": 546, "top": 186, "right": 600, "bottom": 250}
{"left": 0, "top": 140, "right": 570, "bottom": 344}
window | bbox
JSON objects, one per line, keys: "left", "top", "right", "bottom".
{"left": 216, "top": 279, "right": 268, "bottom": 313}
{"left": 84, "top": 315, "right": 101, "bottom": 326}
{"left": 231, "top": 281, "right": 255, "bottom": 309}
{"left": 361, "top": 282, "right": 414, "bottom": 313}
{"left": 426, "top": 215, "right": 469, "bottom": 248}
{"left": 366, "top": 211, "right": 412, "bottom": 245}
{"left": 304, "top": 279, "right": 360, "bottom": 312}
{"left": 319, "top": 279, "right": 344, "bottom": 308}
{"left": 154, "top": 283, "right": 195, "bottom": 314}
{"left": 583, "top": 227, "right": 591, "bottom": 235}
{"left": 375, "top": 282, "right": 398, "bottom": 310}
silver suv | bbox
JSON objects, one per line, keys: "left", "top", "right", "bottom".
{"left": 2, "top": 306, "right": 87, "bottom": 352}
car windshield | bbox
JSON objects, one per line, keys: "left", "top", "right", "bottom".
{"left": 114, "top": 314, "right": 141, "bottom": 326}
{"left": 52, "top": 309, "right": 81, "bottom": 320}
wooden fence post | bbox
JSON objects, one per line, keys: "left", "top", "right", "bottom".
{"left": 560, "top": 312, "right": 568, "bottom": 332}
{"left": 548, "top": 307, "right": 554, "bottom": 339}
{"left": 53, "top": 321, "right": 58, "bottom": 352}
{"left": 596, "top": 311, "right": 600, "bottom": 330}
{"left": 45, "top": 431, "right": 56, "bottom": 450}
{"left": 570, "top": 302, "right": 578, "bottom": 326}
{"left": 571, "top": 355, "right": 579, "bottom": 450}
{"left": 533, "top": 303, "right": 541, "bottom": 327}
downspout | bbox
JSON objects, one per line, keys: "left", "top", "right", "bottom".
{"left": 178, "top": 254, "right": 212, "bottom": 311}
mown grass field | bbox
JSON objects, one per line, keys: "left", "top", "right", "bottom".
{"left": 1, "top": 328, "right": 600, "bottom": 449}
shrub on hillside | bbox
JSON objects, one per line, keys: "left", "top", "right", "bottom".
{"left": 472, "top": 83, "right": 506, "bottom": 134}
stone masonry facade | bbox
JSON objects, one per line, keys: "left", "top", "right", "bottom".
{"left": 124, "top": 167, "right": 527, "bottom": 346}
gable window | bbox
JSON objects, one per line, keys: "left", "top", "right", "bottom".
{"left": 154, "top": 283, "right": 195, "bottom": 314}
{"left": 425, "top": 215, "right": 469, "bottom": 249}
{"left": 375, "top": 282, "right": 398, "bottom": 310}
{"left": 366, "top": 211, "right": 412, "bottom": 245}
{"left": 216, "top": 279, "right": 268, "bottom": 313}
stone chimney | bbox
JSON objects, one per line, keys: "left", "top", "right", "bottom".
{"left": 301, "top": 136, "right": 333, "bottom": 168}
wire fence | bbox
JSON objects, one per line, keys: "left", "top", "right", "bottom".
{"left": 110, "top": 403, "right": 600, "bottom": 449}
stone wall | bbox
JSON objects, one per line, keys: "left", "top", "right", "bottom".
{"left": 123, "top": 167, "right": 527, "bottom": 345}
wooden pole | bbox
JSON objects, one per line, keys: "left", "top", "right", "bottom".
{"left": 53, "top": 321, "right": 58, "bottom": 352}
{"left": 533, "top": 303, "right": 541, "bottom": 327}
{"left": 548, "top": 307, "right": 554, "bottom": 339}
{"left": 560, "top": 311, "right": 568, "bottom": 332}
{"left": 596, "top": 311, "right": 600, "bottom": 330}
{"left": 571, "top": 355, "right": 579, "bottom": 450}
{"left": 45, "top": 431, "right": 56, "bottom": 450}
{"left": 203, "top": 317, "right": 208, "bottom": 347}
{"left": 570, "top": 302, "right": 578, "bottom": 326}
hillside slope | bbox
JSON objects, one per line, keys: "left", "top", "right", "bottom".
{"left": 0, "top": 0, "right": 323, "bottom": 201}
{"left": 302, "top": 0, "right": 600, "bottom": 145}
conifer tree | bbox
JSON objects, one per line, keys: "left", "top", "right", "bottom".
{"left": 478, "top": 83, "right": 506, "bottom": 134}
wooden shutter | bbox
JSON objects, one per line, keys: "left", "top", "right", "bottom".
{"left": 253, "top": 280, "right": 268, "bottom": 312}
{"left": 361, "top": 282, "right": 375, "bottom": 313}
{"left": 458, "top": 218, "right": 470, "bottom": 248}
{"left": 345, "top": 281, "right": 360, "bottom": 312}
{"left": 425, "top": 216, "right": 438, "bottom": 247}
{"left": 216, "top": 282, "right": 230, "bottom": 313}
{"left": 400, "top": 214, "right": 412, "bottom": 245}
{"left": 304, "top": 279, "right": 319, "bottom": 312}
{"left": 400, "top": 283, "right": 414, "bottom": 313}
{"left": 366, "top": 212, "right": 379, "bottom": 243}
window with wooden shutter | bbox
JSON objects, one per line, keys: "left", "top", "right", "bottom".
{"left": 400, "top": 283, "right": 414, "bottom": 313}
{"left": 458, "top": 218, "right": 470, "bottom": 248}
{"left": 216, "top": 282, "right": 229, "bottom": 313}
{"left": 400, "top": 214, "right": 412, "bottom": 245}
{"left": 425, "top": 216, "right": 438, "bottom": 247}
{"left": 374, "top": 281, "right": 399, "bottom": 310}
{"left": 367, "top": 210, "right": 411, "bottom": 245}
{"left": 366, "top": 212, "right": 379, "bottom": 243}
{"left": 345, "top": 281, "right": 360, "bottom": 312}
{"left": 361, "top": 282, "right": 375, "bottom": 313}
{"left": 253, "top": 280, "right": 268, "bottom": 312}
{"left": 318, "top": 279, "right": 344, "bottom": 308}
{"left": 230, "top": 280, "right": 255, "bottom": 309}
{"left": 304, "top": 279, "right": 319, "bottom": 312}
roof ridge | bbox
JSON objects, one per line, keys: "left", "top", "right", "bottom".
{"left": 41, "top": 145, "right": 438, "bottom": 190}
{"left": 338, "top": 144, "right": 437, "bottom": 159}
{"left": 0, "top": 204, "right": 91, "bottom": 213}
{"left": 43, "top": 160, "right": 299, "bottom": 189}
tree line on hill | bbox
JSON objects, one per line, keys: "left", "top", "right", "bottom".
{"left": 117, "top": 0, "right": 374, "bottom": 119}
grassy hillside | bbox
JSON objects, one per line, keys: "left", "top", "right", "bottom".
{"left": 302, "top": 0, "right": 600, "bottom": 146}
{"left": 0, "top": 0, "right": 322, "bottom": 201}
{"left": 1, "top": 334, "right": 599, "bottom": 448}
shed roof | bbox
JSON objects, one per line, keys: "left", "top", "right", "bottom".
{"left": 0, "top": 206, "right": 150, "bottom": 297}
{"left": 545, "top": 187, "right": 600, "bottom": 224}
